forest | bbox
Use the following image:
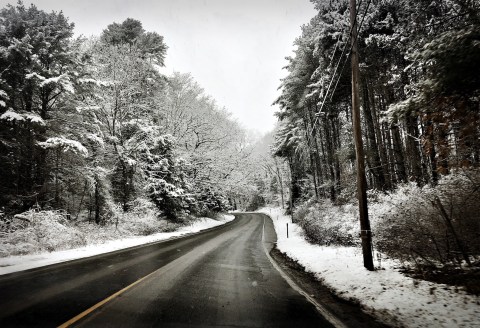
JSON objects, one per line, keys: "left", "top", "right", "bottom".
{"left": 1, "top": 0, "right": 480, "bottom": 283}
{"left": 0, "top": 2, "right": 268, "bottom": 256}
{"left": 251, "top": 0, "right": 480, "bottom": 281}
{"left": 0, "top": 3, "right": 258, "bottom": 221}
{"left": 1, "top": 2, "right": 479, "bottom": 327}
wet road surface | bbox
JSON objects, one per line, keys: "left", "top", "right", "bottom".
{"left": 0, "top": 213, "right": 334, "bottom": 327}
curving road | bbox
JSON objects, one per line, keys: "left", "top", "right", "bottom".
{"left": 0, "top": 213, "right": 335, "bottom": 327}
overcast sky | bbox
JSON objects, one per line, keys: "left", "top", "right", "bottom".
{"left": 1, "top": 0, "right": 316, "bottom": 134}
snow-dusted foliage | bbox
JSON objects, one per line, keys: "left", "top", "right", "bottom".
{"left": 140, "top": 132, "right": 197, "bottom": 221}
{"left": 0, "top": 2, "right": 86, "bottom": 212}
{"left": 38, "top": 137, "right": 88, "bottom": 157}
{"left": 294, "top": 198, "right": 359, "bottom": 247}
{"left": 26, "top": 72, "right": 75, "bottom": 94}
{"left": 157, "top": 72, "right": 252, "bottom": 207}
{"left": 273, "top": 0, "right": 480, "bottom": 216}
{"left": 0, "top": 110, "right": 46, "bottom": 125}
{"left": 0, "top": 109, "right": 24, "bottom": 122}
{"left": 0, "top": 210, "right": 86, "bottom": 256}
{"left": 292, "top": 169, "right": 480, "bottom": 269}
{"left": 0, "top": 199, "right": 177, "bottom": 257}
{"left": 0, "top": 5, "right": 246, "bottom": 223}
{"left": 371, "top": 170, "right": 480, "bottom": 267}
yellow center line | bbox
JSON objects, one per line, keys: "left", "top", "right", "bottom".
{"left": 58, "top": 267, "right": 162, "bottom": 328}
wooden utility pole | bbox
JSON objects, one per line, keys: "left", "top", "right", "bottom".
{"left": 350, "top": 0, "right": 374, "bottom": 271}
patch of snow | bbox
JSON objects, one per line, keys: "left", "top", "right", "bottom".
{"left": 39, "top": 75, "right": 63, "bottom": 87}
{"left": 125, "top": 157, "right": 137, "bottom": 166}
{"left": 0, "top": 110, "right": 25, "bottom": 122}
{"left": 38, "top": 137, "right": 88, "bottom": 157}
{"left": 24, "top": 113, "right": 45, "bottom": 125}
{"left": 78, "top": 78, "right": 114, "bottom": 87}
{"left": 0, "top": 111, "right": 45, "bottom": 125}
{"left": 76, "top": 105, "right": 101, "bottom": 112}
{"left": 32, "top": 74, "right": 75, "bottom": 94}
{"left": 85, "top": 133, "right": 104, "bottom": 146}
{"left": 25, "top": 72, "right": 46, "bottom": 81}
{"left": 60, "top": 79, "right": 75, "bottom": 94}
{"left": 258, "top": 207, "right": 480, "bottom": 328}
{"left": 0, "top": 214, "right": 234, "bottom": 276}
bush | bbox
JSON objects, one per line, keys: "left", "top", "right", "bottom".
{"left": 371, "top": 170, "right": 480, "bottom": 267}
{"left": 293, "top": 169, "right": 480, "bottom": 269}
{"left": 294, "top": 198, "right": 359, "bottom": 247}
{"left": 195, "top": 189, "right": 231, "bottom": 218}
{"left": 246, "top": 193, "right": 266, "bottom": 211}
{"left": 0, "top": 198, "right": 178, "bottom": 257}
{"left": 0, "top": 209, "right": 86, "bottom": 256}
{"left": 118, "top": 198, "right": 178, "bottom": 235}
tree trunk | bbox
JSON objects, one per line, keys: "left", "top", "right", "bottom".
{"left": 317, "top": 120, "right": 327, "bottom": 198}
{"left": 391, "top": 122, "right": 407, "bottom": 183}
{"left": 274, "top": 157, "right": 285, "bottom": 209}
{"left": 434, "top": 196, "right": 471, "bottom": 266}
{"left": 323, "top": 117, "right": 336, "bottom": 201}
{"left": 332, "top": 115, "right": 342, "bottom": 194}
{"left": 287, "top": 156, "right": 302, "bottom": 213}
{"left": 424, "top": 119, "right": 439, "bottom": 185}
{"left": 94, "top": 176, "right": 101, "bottom": 225}
{"left": 405, "top": 115, "right": 424, "bottom": 184}
{"left": 362, "top": 81, "right": 386, "bottom": 190}
{"left": 303, "top": 108, "right": 318, "bottom": 200}
{"left": 308, "top": 105, "right": 324, "bottom": 199}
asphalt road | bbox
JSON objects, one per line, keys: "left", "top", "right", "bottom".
{"left": 0, "top": 213, "right": 335, "bottom": 327}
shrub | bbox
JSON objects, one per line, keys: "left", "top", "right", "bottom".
{"left": 246, "top": 193, "right": 266, "bottom": 211}
{"left": 294, "top": 198, "right": 359, "bottom": 247}
{"left": 0, "top": 198, "right": 178, "bottom": 257}
{"left": 112, "top": 198, "right": 179, "bottom": 235}
{"left": 371, "top": 170, "right": 480, "bottom": 267}
{"left": 293, "top": 169, "right": 480, "bottom": 269}
{"left": 0, "top": 209, "right": 86, "bottom": 256}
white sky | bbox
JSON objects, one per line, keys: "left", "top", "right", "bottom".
{"left": 2, "top": 0, "right": 316, "bottom": 134}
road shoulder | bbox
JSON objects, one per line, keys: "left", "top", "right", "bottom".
{"left": 260, "top": 213, "right": 390, "bottom": 328}
{"left": 270, "top": 246, "right": 390, "bottom": 328}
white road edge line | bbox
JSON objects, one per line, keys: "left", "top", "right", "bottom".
{"left": 261, "top": 215, "right": 348, "bottom": 328}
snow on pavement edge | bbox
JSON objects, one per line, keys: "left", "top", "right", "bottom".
{"left": 258, "top": 207, "right": 480, "bottom": 328}
{"left": 0, "top": 214, "right": 234, "bottom": 276}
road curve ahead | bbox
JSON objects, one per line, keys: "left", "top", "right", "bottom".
{"left": 0, "top": 213, "right": 334, "bottom": 327}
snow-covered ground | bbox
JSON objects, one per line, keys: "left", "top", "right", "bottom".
{"left": 0, "top": 214, "right": 234, "bottom": 276}
{"left": 258, "top": 207, "right": 480, "bottom": 328}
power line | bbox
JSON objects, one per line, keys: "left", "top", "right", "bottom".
{"left": 326, "top": 33, "right": 341, "bottom": 71}
{"left": 307, "top": 0, "right": 372, "bottom": 142}
{"left": 328, "top": 0, "right": 372, "bottom": 104}
{"left": 306, "top": 0, "right": 363, "bottom": 142}
{"left": 318, "top": 0, "right": 363, "bottom": 107}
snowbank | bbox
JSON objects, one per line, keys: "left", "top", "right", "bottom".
{"left": 0, "top": 214, "right": 234, "bottom": 276}
{"left": 258, "top": 207, "right": 480, "bottom": 328}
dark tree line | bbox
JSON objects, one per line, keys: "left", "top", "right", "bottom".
{"left": 273, "top": 0, "right": 480, "bottom": 208}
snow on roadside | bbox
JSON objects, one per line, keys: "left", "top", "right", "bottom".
{"left": 0, "top": 214, "right": 234, "bottom": 276}
{"left": 258, "top": 207, "right": 480, "bottom": 328}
